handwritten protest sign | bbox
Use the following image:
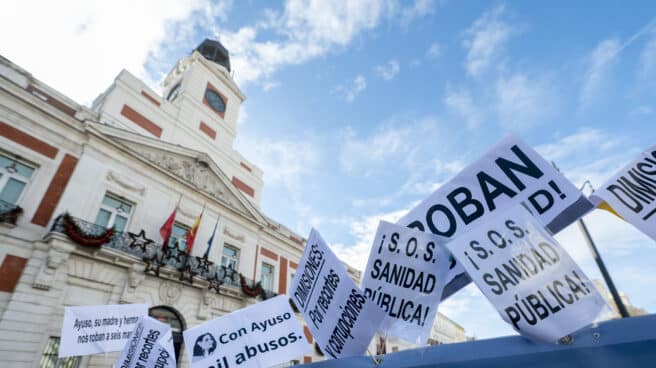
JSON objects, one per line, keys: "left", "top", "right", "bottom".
{"left": 590, "top": 144, "right": 656, "bottom": 240}
{"left": 114, "top": 316, "right": 176, "bottom": 368}
{"left": 290, "top": 229, "right": 384, "bottom": 359}
{"left": 446, "top": 205, "right": 610, "bottom": 343}
{"left": 59, "top": 304, "right": 148, "bottom": 358}
{"left": 398, "top": 134, "right": 593, "bottom": 301}
{"left": 182, "top": 295, "right": 310, "bottom": 368}
{"left": 361, "top": 221, "right": 450, "bottom": 344}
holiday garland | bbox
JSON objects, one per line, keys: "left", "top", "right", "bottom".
{"left": 63, "top": 213, "right": 114, "bottom": 248}
{"left": 239, "top": 274, "right": 277, "bottom": 300}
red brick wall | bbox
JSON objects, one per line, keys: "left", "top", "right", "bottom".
{"left": 120, "top": 105, "right": 162, "bottom": 138}
{"left": 278, "top": 257, "right": 288, "bottom": 294}
{"left": 31, "top": 154, "right": 78, "bottom": 226}
{"left": 0, "top": 255, "right": 28, "bottom": 292}
{"left": 26, "top": 85, "right": 77, "bottom": 117}
{"left": 0, "top": 121, "right": 58, "bottom": 159}
{"left": 260, "top": 247, "right": 278, "bottom": 261}
{"left": 303, "top": 325, "right": 313, "bottom": 343}
{"left": 231, "top": 176, "right": 254, "bottom": 197}
{"left": 140, "top": 91, "right": 161, "bottom": 107}
{"left": 304, "top": 356, "right": 312, "bottom": 364}
{"left": 199, "top": 121, "right": 216, "bottom": 139}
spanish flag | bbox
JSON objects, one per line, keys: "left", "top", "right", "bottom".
{"left": 186, "top": 206, "right": 204, "bottom": 254}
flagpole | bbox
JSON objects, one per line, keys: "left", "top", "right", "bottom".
{"left": 578, "top": 181, "right": 630, "bottom": 318}
{"left": 551, "top": 161, "right": 630, "bottom": 318}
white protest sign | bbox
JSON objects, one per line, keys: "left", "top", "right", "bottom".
{"left": 182, "top": 295, "right": 310, "bottom": 368}
{"left": 446, "top": 205, "right": 610, "bottom": 343}
{"left": 398, "top": 134, "right": 593, "bottom": 301}
{"left": 590, "top": 144, "right": 656, "bottom": 240}
{"left": 361, "top": 221, "right": 450, "bottom": 344}
{"left": 114, "top": 316, "right": 176, "bottom": 368}
{"left": 59, "top": 304, "right": 148, "bottom": 358}
{"left": 290, "top": 229, "right": 384, "bottom": 359}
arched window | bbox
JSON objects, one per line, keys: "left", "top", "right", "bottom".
{"left": 167, "top": 82, "right": 182, "bottom": 101}
{"left": 150, "top": 306, "right": 186, "bottom": 363}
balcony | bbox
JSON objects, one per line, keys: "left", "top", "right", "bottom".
{"left": 0, "top": 199, "right": 23, "bottom": 226}
{"left": 48, "top": 213, "right": 277, "bottom": 299}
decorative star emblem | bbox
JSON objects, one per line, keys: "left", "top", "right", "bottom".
{"left": 128, "top": 229, "right": 154, "bottom": 253}
{"left": 143, "top": 252, "right": 164, "bottom": 277}
{"left": 207, "top": 271, "right": 223, "bottom": 293}
{"left": 178, "top": 263, "right": 198, "bottom": 284}
{"left": 163, "top": 242, "right": 186, "bottom": 266}
{"left": 195, "top": 255, "right": 214, "bottom": 276}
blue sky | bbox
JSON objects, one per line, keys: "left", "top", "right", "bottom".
{"left": 2, "top": 0, "right": 655, "bottom": 340}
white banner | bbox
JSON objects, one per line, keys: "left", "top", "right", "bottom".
{"left": 114, "top": 316, "right": 176, "bottom": 368}
{"left": 289, "top": 229, "right": 384, "bottom": 359}
{"left": 590, "top": 144, "right": 656, "bottom": 240}
{"left": 59, "top": 304, "right": 148, "bottom": 358}
{"left": 182, "top": 295, "right": 310, "bottom": 368}
{"left": 361, "top": 221, "right": 450, "bottom": 344}
{"left": 446, "top": 205, "right": 610, "bottom": 343}
{"left": 398, "top": 134, "right": 592, "bottom": 300}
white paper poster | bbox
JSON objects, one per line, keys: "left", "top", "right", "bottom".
{"left": 446, "top": 205, "right": 610, "bottom": 343}
{"left": 182, "top": 295, "right": 310, "bottom": 368}
{"left": 59, "top": 304, "right": 148, "bottom": 358}
{"left": 590, "top": 144, "right": 656, "bottom": 240}
{"left": 114, "top": 316, "right": 176, "bottom": 368}
{"left": 361, "top": 221, "right": 450, "bottom": 344}
{"left": 398, "top": 134, "right": 593, "bottom": 301}
{"left": 289, "top": 229, "right": 384, "bottom": 359}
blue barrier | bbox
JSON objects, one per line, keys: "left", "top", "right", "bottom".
{"left": 299, "top": 314, "right": 656, "bottom": 368}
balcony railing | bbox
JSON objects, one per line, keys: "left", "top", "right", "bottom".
{"left": 0, "top": 199, "right": 23, "bottom": 225}
{"left": 49, "top": 214, "right": 276, "bottom": 297}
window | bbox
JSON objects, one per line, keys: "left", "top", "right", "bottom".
{"left": 0, "top": 153, "right": 35, "bottom": 205}
{"left": 261, "top": 262, "right": 274, "bottom": 291}
{"left": 149, "top": 306, "right": 185, "bottom": 364}
{"left": 169, "top": 222, "right": 189, "bottom": 251}
{"left": 204, "top": 88, "right": 226, "bottom": 114}
{"left": 221, "top": 244, "right": 239, "bottom": 271}
{"left": 38, "top": 337, "right": 80, "bottom": 368}
{"left": 94, "top": 193, "right": 134, "bottom": 232}
{"left": 167, "top": 82, "right": 182, "bottom": 101}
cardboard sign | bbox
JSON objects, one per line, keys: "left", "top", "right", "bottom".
{"left": 114, "top": 316, "right": 176, "bottom": 368}
{"left": 397, "top": 134, "right": 593, "bottom": 300}
{"left": 446, "top": 205, "right": 610, "bottom": 343}
{"left": 182, "top": 295, "right": 310, "bottom": 368}
{"left": 290, "top": 229, "right": 384, "bottom": 359}
{"left": 361, "top": 221, "right": 450, "bottom": 344}
{"left": 59, "top": 304, "right": 148, "bottom": 358}
{"left": 590, "top": 144, "right": 656, "bottom": 240}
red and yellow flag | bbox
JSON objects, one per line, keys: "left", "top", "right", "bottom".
{"left": 185, "top": 208, "right": 204, "bottom": 254}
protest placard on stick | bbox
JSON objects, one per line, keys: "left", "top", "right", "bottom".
{"left": 361, "top": 221, "right": 450, "bottom": 344}
{"left": 59, "top": 304, "right": 148, "bottom": 358}
{"left": 590, "top": 144, "right": 656, "bottom": 241}
{"left": 290, "top": 229, "right": 384, "bottom": 359}
{"left": 398, "top": 134, "right": 593, "bottom": 301}
{"left": 182, "top": 295, "right": 310, "bottom": 368}
{"left": 446, "top": 205, "right": 610, "bottom": 343}
{"left": 114, "top": 316, "right": 175, "bottom": 368}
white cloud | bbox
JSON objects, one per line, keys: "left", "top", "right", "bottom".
{"left": 462, "top": 5, "right": 513, "bottom": 77}
{"left": 639, "top": 33, "right": 656, "bottom": 80}
{"left": 375, "top": 60, "right": 400, "bottom": 80}
{"left": 443, "top": 87, "right": 481, "bottom": 129}
{"left": 580, "top": 38, "right": 621, "bottom": 105}
{"left": 427, "top": 42, "right": 441, "bottom": 59}
{"left": 399, "top": 0, "right": 436, "bottom": 26}
{"left": 335, "top": 74, "right": 367, "bottom": 102}
{"left": 0, "top": 0, "right": 225, "bottom": 104}
{"left": 495, "top": 73, "right": 555, "bottom": 129}
{"left": 331, "top": 207, "right": 409, "bottom": 271}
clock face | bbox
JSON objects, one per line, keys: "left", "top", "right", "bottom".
{"left": 205, "top": 89, "right": 226, "bottom": 113}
